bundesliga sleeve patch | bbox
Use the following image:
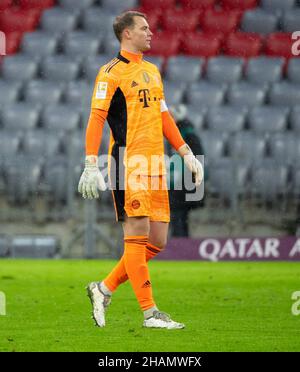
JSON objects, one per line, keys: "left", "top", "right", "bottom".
{"left": 95, "top": 82, "right": 108, "bottom": 99}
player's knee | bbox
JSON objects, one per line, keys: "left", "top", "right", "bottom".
{"left": 150, "top": 238, "right": 167, "bottom": 250}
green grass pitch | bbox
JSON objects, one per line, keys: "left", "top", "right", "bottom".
{"left": 0, "top": 259, "right": 299, "bottom": 352}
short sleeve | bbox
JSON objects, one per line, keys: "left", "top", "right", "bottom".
{"left": 91, "top": 67, "right": 119, "bottom": 111}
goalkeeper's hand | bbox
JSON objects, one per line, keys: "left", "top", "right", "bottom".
{"left": 178, "top": 144, "right": 203, "bottom": 186}
{"left": 78, "top": 155, "right": 106, "bottom": 199}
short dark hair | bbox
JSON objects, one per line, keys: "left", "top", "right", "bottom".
{"left": 113, "top": 11, "right": 147, "bottom": 42}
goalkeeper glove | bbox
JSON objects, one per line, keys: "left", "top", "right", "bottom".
{"left": 178, "top": 144, "right": 203, "bottom": 186}
{"left": 78, "top": 155, "right": 106, "bottom": 199}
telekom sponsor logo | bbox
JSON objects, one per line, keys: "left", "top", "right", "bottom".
{"left": 159, "top": 237, "right": 300, "bottom": 261}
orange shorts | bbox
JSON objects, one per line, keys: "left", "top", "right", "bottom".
{"left": 111, "top": 175, "right": 170, "bottom": 222}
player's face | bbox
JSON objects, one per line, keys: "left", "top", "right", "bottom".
{"left": 129, "top": 16, "right": 153, "bottom": 52}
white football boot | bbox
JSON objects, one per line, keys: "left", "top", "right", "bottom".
{"left": 143, "top": 311, "right": 185, "bottom": 329}
{"left": 86, "top": 282, "right": 111, "bottom": 327}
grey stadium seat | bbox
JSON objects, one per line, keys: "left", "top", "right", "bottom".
{"left": 290, "top": 106, "right": 300, "bottom": 132}
{"left": 227, "top": 82, "right": 267, "bottom": 107}
{"left": 144, "top": 56, "right": 164, "bottom": 72}
{"left": 185, "top": 106, "right": 207, "bottom": 131}
{"left": 261, "top": 0, "right": 296, "bottom": 12}
{"left": 21, "top": 31, "right": 59, "bottom": 56}
{"left": 43, "top": 155, "right": 69, "bottom": 203}
{"left": 269, "top": 82, "right": 300, "bottom": 106}
{"left": 1, "top": 55, "right": 39, "bottom": 81}
{"left": 41, "top": 105, "right": 81, "bottom": 131}
{"left": 23, "top": 130, "right": 62, "bottom": 158}
{"left": 165, "top": 56, "right": 204, "bottom": 83}
{"left": 0, "top": 130, "right": 22, "bottom": 158}
{"left": 269, "top": 133, "right": 300, "bottom": 166}
{"left": 0, "top": 81, "right": 21, "bottom": 104}
{"left": 228, "top": 132, "right": 266, "bottom": 162}
{"left": 64, "top": 31, "right": 102, "bottom": 57}
{"left": 83, "top": 55, "right": 112, "bottom": 81}
{"left": 82, "top": 8, "right": 115, "bottom": 33}
{"left": 59, "top": 0, "right": 95, "bottom": 10}
{"left": 65, "top": 80, "right": 93, "bottom": 106}
{"left": 248, "top": 106, "right": 289, "bottom": 133}
{"left": 206, "top": 57, "right": 244, "bottom": 84}
{"left": 282, "top": 9, "right": 300, "bottom": 32}
{"left": 41, "top": 8, "right": 79, "bottom": 33}
{"left": 241, "top": 9, "right": 278, "bottom": 34}
{"left": 207, "top": 106, "right": 247, "bottom": 133}
{"left": 11, "top": 235, "right": 59, "bottom": 258}
{"left": 199, "top": 131, "right": 227, "bottom": 165}
{"left": 186, "top": 82, "right": 226, "bottom": 107}
{"left": 0, "top": 235, "right": 9, "bottom": 257}
{"left": 287, "top": 58, "right": 300, "bottom": 84}
{"left": 41, "top": 56, "right": 81, "bottom": 82}
{"left": 103, "top": 35, "right": 121, "bottom": 57}
{"left": 291, "top": 167, "right": 300, "bottom": 198}
{"left": 245, "top": 57, "right": 284, "bottom": 84}
{"left": 2, "top": 103, "right": 40, "bottom": 130}
{"left": 25, "top": 80, "right": 65, "bottom": 104}
{"left": 163, "top": 81, "right": 186, "bottom": 106}
{"left": 101, "top": 0, "right": 138, "bottom": 13}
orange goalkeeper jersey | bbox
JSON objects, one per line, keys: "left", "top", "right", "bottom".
{"left": 91, "top": 50, "right": 168, "bottom": 176}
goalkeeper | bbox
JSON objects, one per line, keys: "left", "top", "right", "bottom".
{"left": 78, "top": 11, "right": 203, "bottom": 330}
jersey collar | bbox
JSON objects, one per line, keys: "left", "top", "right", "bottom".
{"left": 119, "top": 49, "right": 143, "bottom": 64}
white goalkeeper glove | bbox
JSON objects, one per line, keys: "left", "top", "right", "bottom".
{"left": 178, "top": 144, "right": 203, "bottom": 186}
{"left": 78, "top": 155, "right": 106, "bottom": 199}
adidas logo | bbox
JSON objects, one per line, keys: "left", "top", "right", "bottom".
{"left": 131, "top": 80, "right": 138, "bottom": 87}
{"left": 142, "top": 280, "right": 151, "bottom": 288}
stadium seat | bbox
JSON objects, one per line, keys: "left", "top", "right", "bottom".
{"left": 201, "top": 9, "right": 241, "bottom": 34}
{"left": 147, "top": 32, "right": 180, "bottom": 57}
{"left": 82, "top": 8, "right": 115, "bottom": 33}
{"left": 1, "top": 55, "right": 39, "bottom": 81}
{"left": 19, "top": 0, "right": 55, "bottom": 10}
{"left": 207, "top": 106, "right": 247, "bottom": 132}
{"left": 290, "top": 106, "right": 300, "bottom": 132}
{"left": 186, "top": 82, "right": 226, "bottom": 107}
{"left": 199, "top": 131, "right": 227, "bottom": 164}
{"left": 144, "top": 56, "right": 164, "bottom": 71}
{"left": 83, "top": 55, "right": 113, "bottom": 81}
{"left": 287, "top": 58, "right": 300, "bottom": 84}
{"left": 103, "top": 36, "right": 121, "bottom": 57}
{"left": 269, "top": 133, "right": 300, "bottom": 166}
{"left": 269, "top": 82, "right": 300, "bottom": 106}
{"left": 0, "top": 235, "right": 9, "bottom": 257}
{"left": 138, "top": 8, "right": 161, "bottom": 30}
{"left": 245, "top": 56, "right": 285, "bottom": 84}
{"left": 22, "top": 130, "right": 62, "bottom": 158}
{"left": 165, "top": 56, "right": 204, "bottom": 83}
{"left": 140, "top": 0, "right": 176, "bottom": 10}
{"left": 228, "top": 132, "right": 266, "bottom": 162}
{"left": 0, "top": 130, "right": 22, "bottom": 158}
{"left": 163, "top": 81, "right": 186, "bottom": 106}
{"left": 162, "top": 9, "right": 201, "bottom": 32}
{"left": 223, "top": 32, "right": 263, "bottom": 57}
{"left": 101, "top": 0, "right": 138, "bottom": 13}
{"left": 2, "top": 103, "right": 40, "bottom": 130}
{"left": 65, "top": 80, "right": 93, "bottom": 107}
{"left": 21, "top": 31, "right": 59, "bottom": 56}
{"left": 206, "top": 56, "right": 244, "bottom": 84}
{"left": 0, "top": 0, "right": 13, "bottom": 11}
{"left": 41, "top": 8, "right": 79, "bottom": 33}
{"left": 185, "top": 106, "right": 207, "bottom": 131}
{"left": 241, "top": 9, "right": 278, "bottom": 34}
{"left": 41, "top": 105, "right": 81, "bottom": 131}
{"left": 10, "top": 235, "right": 59, "bottom": 258}
{"left": 25, "top": 80, "right": 65, "bottom": 104}
{"left": 181, "top": 32, "right": 222, "bottom": 57}
{"left": 43, "top": 155, "right": 69, "bottom": 203}
{"left": 64, "top": 32, "right": 102, "bottom": 57}
{"left": 282, "top": 9, "right": 300, "bottom": 33}
{"left": 248, "top": 106, "right": 289, "bottom": 133}
{"left": 0, "top": 81, "right": 21, "bottom": 104}
{"left": 179, "top": 0, "right": 215, "bottom": 9}
{"left": 0, "top": 8, "right": 41, "bottom": 33}
{"left": 220, "top": 0, "right": 258, "bottom": 10}
{"left": 5, "top": 32, "right": 23, "bottom": 55}
{"left": 227, "top": 82, "right": 267, "bottom": 107}
{"left": 58, "top": 0, "right": 94, "bottom": 10}
{"left": 265, "top": 33, "right": 294, "bottom": 58}
{"left": 260, "top": 0, "right": 296, "bottom": 12}
{"left": 291, "top": 167, "right": 300, "bottom": 199}
{"left": 41, "top": 56, "right": 81, "bottom": 82}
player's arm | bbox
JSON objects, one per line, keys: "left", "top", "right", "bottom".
{"left": 78, "top": 68, "right": 118, "bottom": 199}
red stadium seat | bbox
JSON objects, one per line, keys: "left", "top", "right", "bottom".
{"left": 224, "top": 32, "right": 263, "bottom": 57}
{"left": 265, "top": 33, "right": 295, "bottom": 58}
{"left": 179, "top": 0, "right": 215, "bottom": 9}
{"left": 181, "top": 32, "right": 222, "bottom": 57}
{"left": 4, "top": 32, "right": 23, "bottom": 55}
{"left": 135, "top": 7, "right": 162, "bottom": 31}
{"left": 220, "top": 0, "right": 258, "bottom": 10}
{"left": 162, "top": 9, "right": 201, "bottom": 32}
{"left": 0, "top": 9, "right": 41, "bottom": 33}
{"left": 147, "top": 32, "right": 180, "bottom": 57}
{"left": 140, "top": 0, "right": 176, "bottom": 10}
{"left": 19, "top": 0, "right": 55, "bottom": 10}
{"left": 0, "top": 0, "right": 13, "bottom": 11}
{"left": 201, "top": 9, "right": 241, "bottom": 34}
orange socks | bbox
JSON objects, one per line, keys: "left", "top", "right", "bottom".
{"left": 104, "top": 236, "right": 158, "bottom": 311}
{"left": 103, "top": 242, "right": 162, "bottom": 292}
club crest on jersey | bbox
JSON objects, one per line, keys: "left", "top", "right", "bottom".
{"left": 142, "top": 71, "right": 150, "bottom": 84}
{"left": 95, "top": 82, "right": 108, "bottom": 99}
